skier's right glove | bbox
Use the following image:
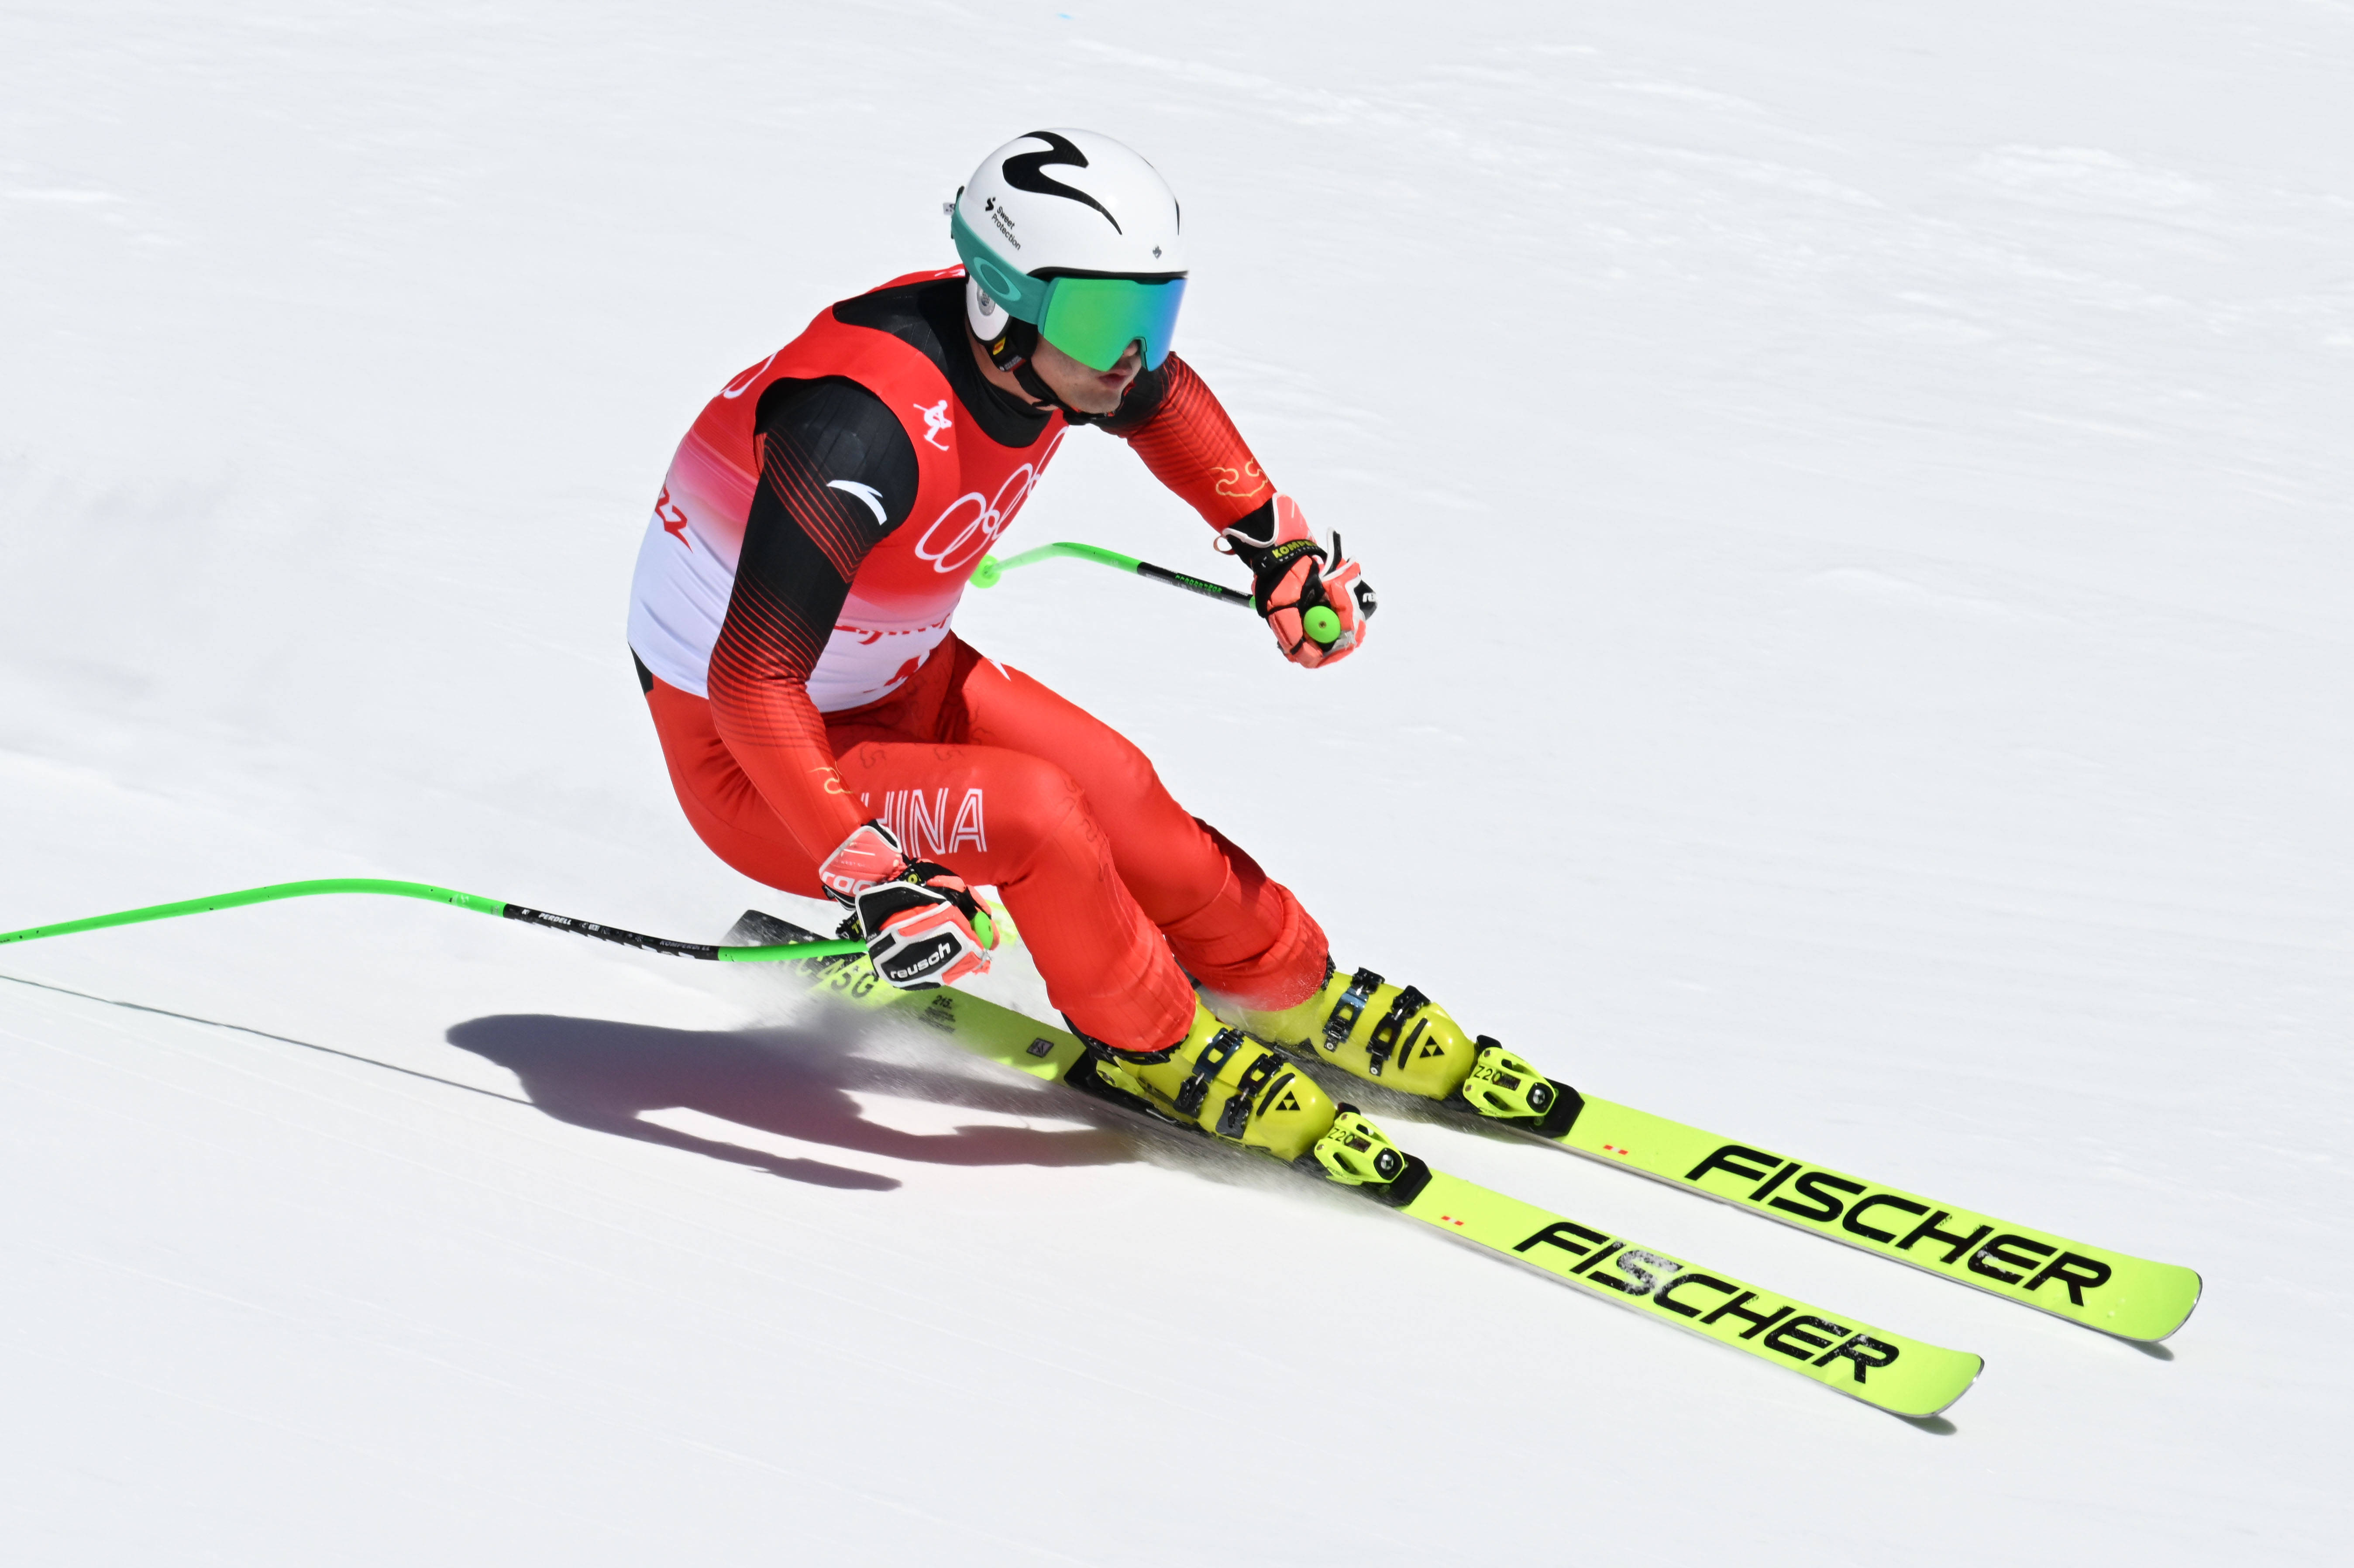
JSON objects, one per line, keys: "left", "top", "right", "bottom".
{"left": 818, "top": 820, "right": 995, "bottom": 990}
{"left": 1220, "top": 493, "right": 1375, "bottom": 669}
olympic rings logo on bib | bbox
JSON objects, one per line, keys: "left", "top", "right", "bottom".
{"left": 913, "top": 433, "right": 1065, "bottom": 574}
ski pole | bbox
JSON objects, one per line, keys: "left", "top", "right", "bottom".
{"left": 0, "top": 878, "right": 870, "bottom": 963}
{"left": 971, "top": 541, "right": 1345, "bottom": 646}
{"left": 973, "top": 541, "right": 1253, "bottom": 607}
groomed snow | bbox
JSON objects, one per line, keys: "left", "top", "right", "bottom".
{"left": 3, "top": 2, "right": 2347, "bottom": 1562}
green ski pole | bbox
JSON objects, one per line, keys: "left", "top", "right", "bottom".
{"left": 972, "top": 541, "right": 1254, "bottom": 607}
{"left": 0, "top": 878, "right": 871, "bottom": 963}
{"left": 972, "top": 541, "right": 1346, "bottom": 649}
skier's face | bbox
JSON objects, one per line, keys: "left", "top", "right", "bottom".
{"left": 1032, "top": 334, "right": 1144, "bottom": 415}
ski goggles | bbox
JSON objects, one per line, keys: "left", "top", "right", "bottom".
{"left": 951, "top": 207, "right": 1186, "bottom": 372}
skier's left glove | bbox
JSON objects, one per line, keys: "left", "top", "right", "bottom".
{"left": 1221, "top": 494, "right": 1375, "bottom": 669}
{"left": 817, "top": 820, "right": 996, "bottom": 990}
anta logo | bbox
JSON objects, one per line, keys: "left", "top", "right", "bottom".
{"left": 913, "top": 399, "right": 953, "bottom": 450}
{"left": 826, "top": 479, "right": 888, "bottom": 526}
{"left": 720, "top": 348, "right": 784, "bottom": 400}
{"left": 1685, "top": 1145, "right": 2114, "bottom": 1305}
{"left": 1514, "top": 1221, "right": 1900, "bottom": 1385}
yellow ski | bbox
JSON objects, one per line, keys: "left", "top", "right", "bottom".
{"left": 767, "top": 921, "right": 1981, "bottom": 1418}
{"left": 1538, "top": 1095, "right": 2200, "bottom": 1342}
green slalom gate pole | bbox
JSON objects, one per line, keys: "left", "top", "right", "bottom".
{"left": 972, "top": 541, "right": 1344, "bottom": 646}
{"left": 0, "top": 879, "right": 869, "bottom": 963}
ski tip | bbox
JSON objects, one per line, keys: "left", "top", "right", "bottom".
{"left": 1879, "top": 1351, "right": 1983, "bottom": 1421}
{"left": 1933, "top": 1352, "right": 1984, "bottom": 1417}
{"left": 2121, "top": 1266, "right": 2203, "bottom": 1343}
{"left": 2074, "top": 1261, "right": 2203, "bottom": 1344}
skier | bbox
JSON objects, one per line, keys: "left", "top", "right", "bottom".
{"left": 626, "top": 130, "right": 1561, "bottom": 1173}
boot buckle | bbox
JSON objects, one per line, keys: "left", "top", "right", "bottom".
{"left": 1322, "top": 968, "right": 1383, "bottom": 1052}
{"left": 1364, "top": 984, "right": 1427, "bottom": 1077}
{"left": 1176, "top": 1028, "right": 1247, "bottom": 1118}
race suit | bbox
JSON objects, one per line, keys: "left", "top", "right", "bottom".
{"left": 627, "top": 268, "right": 1326, "bottom": 1050}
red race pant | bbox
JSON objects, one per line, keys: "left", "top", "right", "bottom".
{"left": 643, "top": 635, "right": 1328, "bottom": 1052}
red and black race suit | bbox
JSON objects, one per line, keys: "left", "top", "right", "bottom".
{"left": 626, "top": 268, "right": 1316, "bottom": 1048}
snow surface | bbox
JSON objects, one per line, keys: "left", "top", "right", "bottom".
{"left": 4, "top": 2, "right": 2349, "bottom": 1562}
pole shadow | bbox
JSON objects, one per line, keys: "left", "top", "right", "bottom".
{"left": 445, "top": 1009, "right": 1136, "bottom": 1192}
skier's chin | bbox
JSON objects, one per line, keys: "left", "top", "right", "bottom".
{"left": 1067, "top": 378, "right": 1132, "bottom": 415}
{"left": 1034, "top": 341, "right": 1140, "bottom": 414}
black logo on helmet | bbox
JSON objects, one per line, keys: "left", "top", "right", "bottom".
{"left": 1002, "top": 131, "right": 1122, "bottom": 234}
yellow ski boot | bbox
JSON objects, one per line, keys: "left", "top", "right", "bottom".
{"left": 1075, "top": 1001, "right": 1431, "bottom": 1202}
{"left": 1215, "top": 965, "right": 1580, "bottom": 1136}
{"left": 1081, "top": 999, "right": 1337, "bottom": 1161}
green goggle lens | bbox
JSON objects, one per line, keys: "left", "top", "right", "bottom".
{"left": 1036, "top": 275, "right": 1186, "bottom": 372}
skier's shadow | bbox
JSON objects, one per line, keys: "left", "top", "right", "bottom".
{"left": 445, "top": 1011, "right": 1134, "bottom": 1192}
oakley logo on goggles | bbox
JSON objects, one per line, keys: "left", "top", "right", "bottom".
{"left": 951, "top": 207, "right": 1186, "bottom": 373}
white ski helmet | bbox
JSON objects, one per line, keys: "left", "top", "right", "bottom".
{"left": 950, "top": 129, "right": 1187, "bottom": 372}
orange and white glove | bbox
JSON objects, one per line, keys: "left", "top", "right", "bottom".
{"left": 818, "top": 821, "right": 995, "bottom": 989}
{"left": 1220, "top": 494, "right": 1375, "bottom": 668}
